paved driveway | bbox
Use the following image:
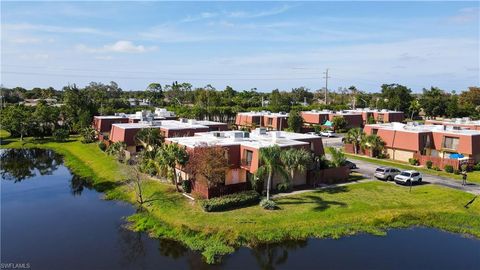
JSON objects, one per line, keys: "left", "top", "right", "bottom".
{"left": 348, "top": 157, "right": 480, "bottom": 195}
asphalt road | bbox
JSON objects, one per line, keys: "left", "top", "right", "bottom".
{"left": 348, "top": 157, "right": 480, "bottom": 195}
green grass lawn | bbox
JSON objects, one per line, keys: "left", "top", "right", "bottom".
{"left": 341, "top": 151, "right": 480, "bottom": 184}
{"left": 2, "top": 136, "right": 480, "bottom": 263}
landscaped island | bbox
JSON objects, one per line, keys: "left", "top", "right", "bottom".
{"left": 1, "top": 135, "right": 479, "bottom": 264}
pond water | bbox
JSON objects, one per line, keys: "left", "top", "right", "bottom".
{"left": 1, "top": 148, "right": 479, "bottom": 270}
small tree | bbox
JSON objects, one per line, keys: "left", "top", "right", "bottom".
{"left": 81, "top": 127, "right": 96, "bottom": 143}
{"left": 328, "top": 147, "right": 347, "bottom": 167}
{"left": 287, "top": 110, "right": 303, "bottom": 133}
{"left": 332, "top": 116, "right": 347, "bottom": 132}
{"left": 155, "top": 143, "right": 189, "bottom": 191}
{"left": 52, "top": 128, "right": 70, "bottom": 142}
{"left": 280, "top": 148, "right": 312, "bottom": 184}
{"left": 135, "top": 128, "right": 163, "bottom": 152}
{"left": 343, "top": 128, "right": 365, "bottom": 155}
{"left": 185, "top": 145, "right": 230, "bottom": 189}
{"left": 257, "top": 145, "right": 289, "bottom": 200}
{"left": 126, "top": 165, "right": 157, "bottom": 206}
{"left": 106, "top": 141, "right": 127, "bottom": 162}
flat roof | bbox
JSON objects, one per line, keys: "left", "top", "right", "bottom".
{"left": 366, "top": 122, "right": 480, "bottom": 136}
{"left": 237, "top": 111, "right": 289, "bottom": 117}
{"left": 111, "top": 120, "right": 224, "bottom": 130}
{"left": 345, "top": 108, "right": 403, "bottom": 113}
{"left": 167, "top": 130, "right": 318, "bottom": 149}
{"left": 94, "top": 115, "right": 129, "bottom": 119}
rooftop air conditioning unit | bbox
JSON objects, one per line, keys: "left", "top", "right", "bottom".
{"left": 188, "top": 119, "right": 196, "bottom": 125}
{"left": 213, "top": 131, "right": 222, "bottom": 137}
{"left": 243, "top": 132, "right": 250, "bottom": 138}
{"left": 180, "top": 118, "right": 188, "bottom": 123}
{"left": 259, "top": 127, "right": 267, "bottom": 135}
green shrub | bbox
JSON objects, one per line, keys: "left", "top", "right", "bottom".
{"left": 260, "top": 199, "right": 278, "bottom": 210}
{"left": 408, "top": 158, "right": 419, "bottom": 166}
{"left": 426, "top": 160, "right": 433, "bottom": 169}
{"left": 453, "top": 169, "right": 460, "bottom": 175}
{"left": 474, "top": 163, "right": 480, "bottom": 171}
{"left": 52, "top": 128, "right": 70, "bottom": 142}
{"left": 182, "top": 180, "right": 192, "bottom": 193}
{"left": 276, "top": 182, "right": 291, "bottom": 193}
{"left": 98, "top": 141, "right": 107, "bottom": 151}
{"left": 433, "top": 166, "right": 441, "bottom": 171}
{"left": 200, "top": 191, "right": 260, "bottom": 212}
{"left": 444, "top": 165, "right": 454, "bottom": 173}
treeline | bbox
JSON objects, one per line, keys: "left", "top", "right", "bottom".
{"left": 1, "top": 82, "right": 479, "bottom": 139}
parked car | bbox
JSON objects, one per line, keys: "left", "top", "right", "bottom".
{"left": 320, "top": 130, "right": 335, "bottom": 137}
{"left": 374, "top": 167, "right": 400, "bottom": 181}
{"left": 344, "top": 160, "right": 357, "bottom": 170}
{"left": 394, "top": 170, "right": 423, "bottom": 185}
{"left": 307, "top": 132, "right": 319, "bottom": 136}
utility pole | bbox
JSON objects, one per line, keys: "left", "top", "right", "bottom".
{"left": 323, "top": 69, "right": 330, "bottom": 105}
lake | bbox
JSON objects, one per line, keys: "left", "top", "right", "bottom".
{"left": 1, "top": 148, "right": 479, "bottom": 269}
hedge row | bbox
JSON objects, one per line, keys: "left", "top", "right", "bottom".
{"left": 200, "top": 190, "right": 260, "bottom": 212}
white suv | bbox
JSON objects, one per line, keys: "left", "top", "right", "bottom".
{"left": 320, "top": 130, "right": 335, "bottom": 137}
{"left": 394, "top": 170, "right": 423, "bottom": 185}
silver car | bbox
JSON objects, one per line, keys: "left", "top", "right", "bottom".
{"left": 374, "top": 167, "right": 401, "bottom": 181}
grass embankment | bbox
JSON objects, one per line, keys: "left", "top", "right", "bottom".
{"left": 1, "top": 136, "right": 479, "bottom": 263}
{"left": 343, "top": 152, "right": 480, "bottom": 184}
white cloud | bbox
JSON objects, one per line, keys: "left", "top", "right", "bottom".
{"left": 182, "top": 12, "right": 218, "bottom": 23}
{"left": 448, "top": 7, "right": 479, "bottom": 24}
{"left": 76, "top": 41, "right": 157, "bottom": 53}
{"left": 227, "top": 4, "right": 293, "bottom": 19}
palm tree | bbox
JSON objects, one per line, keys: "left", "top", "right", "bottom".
{"left": 327, "top": 147, "right": 347, "bottom": 167}
{"left": 342, "top": 128, "right": 365, "bottom": 154}
{"left": 280, "top": 148, "right": 312, "bottom": 184}
{"left": 135, "top": 128, "right": 163, "bottom": 152}
{"left": 106, "top": 142, "right": 127, "bottom": 162}
{"left": 257, "top": 145, "right": 289, "bottom": 200}
{"left": 409, "top": 99, "right": 421, "bottom": 120}
{"left": 155, "top": 143, "right": 189, "bottom": 192}
{"left": 361, "top": 134, "right": 386, "bottom": 157}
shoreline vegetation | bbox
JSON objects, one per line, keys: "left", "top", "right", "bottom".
{"left": 1, "top": 136, "right": 479, "bottom": 264}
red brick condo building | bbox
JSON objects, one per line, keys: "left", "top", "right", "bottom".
{"left": 235, "top": 111, "right": 289, "bottom": 131}
{"left": 363, "top": 122, "right": 480, "bottom": 169}
{"left": 93, "top": 108, "right": 177, "bottom": 136}
{"left": 425, "top": 118, "right": 480, "bottom": 131}
{"left": 345, "top": 108, "right": 405, "bottom": 124}
{"left": 166, "top": 129, "right": 328, "bottom": 198}
{"left": 301, "top": 110, "right": 363, "bottom": 129}
{"left": 109, "top": 119, "right": 228, "bottom": 153}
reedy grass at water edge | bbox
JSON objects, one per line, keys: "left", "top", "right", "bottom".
{"left": 1, "top": 137, "right": 479, "bottom": 264}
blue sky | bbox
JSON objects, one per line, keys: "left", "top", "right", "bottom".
{"left": 1, "top": 1, "right": 479, "bottom": 92}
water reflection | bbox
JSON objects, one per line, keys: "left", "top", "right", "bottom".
{"left": 250, "top": 240, "right": 308, "bottom": 270}
{"left": 70, "top": 175, "right": 92, "bottom": 196}
{"left": 0, "top": 148, "right": 62, "bottom": 182}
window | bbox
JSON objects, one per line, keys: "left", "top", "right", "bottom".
{"left": 377, "top": 114, "right": 384, "bottom": 122}
{"left": 267, "top": 118, "right": 273, "bottom": 126}
{"left": 244, "top": 150, "right": 253, "bottom": 166}
{"left": 372, "top": 129, "right": 378, "bottom": 135}
{"left": 443, "top": 136, "right": 459, "bottom": 150}
{"left": 412, "top": 173, "right": 420, "bottom": 177}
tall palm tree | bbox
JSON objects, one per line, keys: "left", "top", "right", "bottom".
{"left": 135, "top": 128, "right": 163, "bottom": 152}
{"left": 409, "top": 100, "right": 421, "bottom": 120}
{"left": 280, "top": 148, "right": 312, "bottom": 184}
{"left": 361, "top": 134, "right": 386, "bottom": 157}
{"left": 342, "top": 128, "right": 365, "bottom": 154}
{"left": 257, "top": 145, "right": 289, "bottom": 200}
{"left": 155, "top": 143, "right": 189, "bottom": 192}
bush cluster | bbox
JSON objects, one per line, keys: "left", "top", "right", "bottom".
{"left": 276, "top": 182, "right": 292, "bottom": 193}
{"left": 408, "top": 158, "right": 419, "bottom": 166}
{"left": 473, "top": 162, "right": 480, "bottom": 171}
{"left": 425, "top": 160, "right": 433, "bottom": 169}
{"left": 98, "top": 141, "right": 107, "bottom": 151}
{"left": 444, "top": 165, "right": 454, "bottom": 173}
{"left": 52, "top": 128, "right": 70, "bottom": 142}
{"left": 260, "top": 199, "right": 278, "bottom": 210}
{"left": 433, "top": 166, "right": 441, "bottom": 171}
{"left": 200, "top": 191, "right": 260, "bottom": 212}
